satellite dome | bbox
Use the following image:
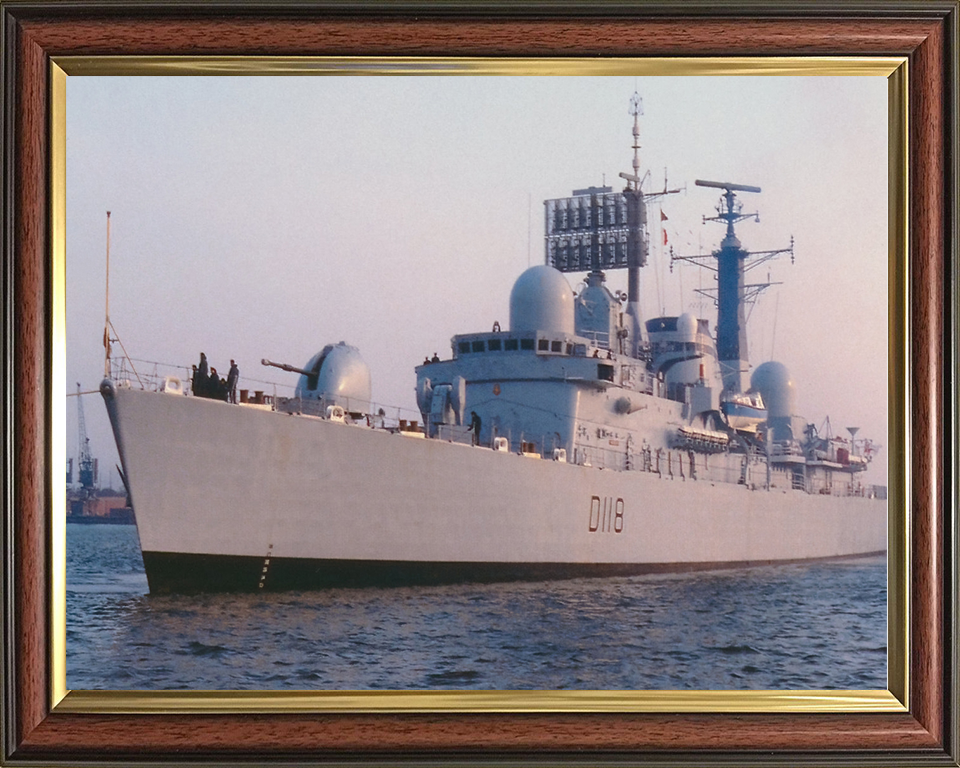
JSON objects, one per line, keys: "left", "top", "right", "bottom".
{"left": 676, "top": 312, "right": 698, "bottom": 340}
{"left": 295, "top": 342, "right": 372, "bottom": 411}
{"left": 750, "top": 360, "right": 796, "bottom": 419}
{"left": 509, "top": 265, "right": 574, "bottom": 335}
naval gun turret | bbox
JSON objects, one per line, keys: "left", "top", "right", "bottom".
{"left": 262, "top": 341, "right": 372, "bottom": 416}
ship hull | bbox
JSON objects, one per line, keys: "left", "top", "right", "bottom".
{"left": 140, "top": 551, "right": 884, "bottom": 594}
{"left": 103, "top": 383, "right": 887, "bottom": 594}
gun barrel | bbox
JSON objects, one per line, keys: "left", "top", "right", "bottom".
{"left": 695, "top": 179, "right": 761, "bottom": 194}
{"left": 261, "top": 358, "right": 310, "bottom": 376}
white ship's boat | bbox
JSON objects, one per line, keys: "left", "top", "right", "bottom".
{"left": 720, "top": 393, "right": 767, "bottom": 432}
{"left": 101, "top": 96, "right": 886, "bottom": 594}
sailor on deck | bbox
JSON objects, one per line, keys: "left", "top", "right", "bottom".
{"left": 469, "top": 411, "right": 481, "bottom": 446}
{"left": 226, "top": 360, "right": 239, "bottom": 403}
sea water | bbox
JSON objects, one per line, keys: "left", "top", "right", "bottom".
{"left": 66, "top": 523, "right": 887, "bottom": 691}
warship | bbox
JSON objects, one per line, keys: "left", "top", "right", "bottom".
{"left": 101, "top": 95, "right": 886, "bottom": 594}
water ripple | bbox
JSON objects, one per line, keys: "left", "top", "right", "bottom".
{"left": 66, "top": 524, "right": 887, "bottom": 691}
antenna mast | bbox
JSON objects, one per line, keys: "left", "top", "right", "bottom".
{"left": 671, "top": 180, "right": 794, "bottom": 395}
{"left": 626, "top": 92, "right": 642, "bottom": 192}
{"left": 542, "top": 93, "right": 679, "bottom": 358}
{"left": 99, "top": 214, "right": 145, "bottom": 387}
{"left": 104, "top": 211, "right": 111, "bottom": 378}
{"left": 619, "top": 92, "right": 646, "bottom": 355}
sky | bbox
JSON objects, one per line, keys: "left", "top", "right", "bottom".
{"left": 65, "top": 75, "right": 889, "bottom": 489}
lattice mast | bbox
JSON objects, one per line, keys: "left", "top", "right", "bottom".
{"left": 671, "top": 180, "right": 794, "bottom": 396}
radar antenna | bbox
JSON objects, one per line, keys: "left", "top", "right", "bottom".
{"left": 694, "top": 180, "right": 761, "bottom": 245}
{"left": 543, "top": 92, "right": 681, "bottom": 359}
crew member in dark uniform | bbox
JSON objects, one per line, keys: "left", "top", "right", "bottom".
{"left": 195, "top": 353, "right": 209, "bottom": 397}
{"left": 209, "top": 368, "right": 221, "bottom": 400}
{"left": 226, "top": 360, "right": 239, "bottom": 404}
{"left": 469, "top": 410, "right": 481, "bottom": 446}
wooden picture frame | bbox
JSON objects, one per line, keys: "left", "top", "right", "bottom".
{"left": 2, "top": 2, "right": 957, "bottom": 765}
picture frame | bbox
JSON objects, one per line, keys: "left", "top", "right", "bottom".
{"left": 2, "top": 2, "right": 957, "bottom": 765}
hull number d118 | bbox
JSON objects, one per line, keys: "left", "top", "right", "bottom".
{"left": 589, "top": 496, "right": 624, "bottom": 533}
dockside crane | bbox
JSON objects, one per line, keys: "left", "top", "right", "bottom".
{"left": 76, "top": 381, "right": 98, "bottom": 495}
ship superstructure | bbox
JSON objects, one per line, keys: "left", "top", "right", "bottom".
{"left": 100, "top": 94, "right": 886, "bottom": 593}
{"left": 411, "top": 96, "right": 875, "bottom": 499}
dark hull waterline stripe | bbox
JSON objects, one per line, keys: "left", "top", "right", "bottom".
{"left": 140, "top": 550, "right": 886, "bottom": 595}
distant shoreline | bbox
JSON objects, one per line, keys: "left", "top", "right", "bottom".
{"left": 67, "top": 516, "right": 135, "bottom": 526}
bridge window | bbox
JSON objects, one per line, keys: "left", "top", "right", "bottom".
{"left": 538, "top": 339, "right": 550, "bottom": 351}
{"left": 521, "top": 338, "right": 535, "bottom": 350}
{"left": 458, "top": 342, "right": 470, "bottom": 354}
{"left": 597, "top": 363, "right": 614, "bottom": 382}
{"left": 505, "top": 338, "right": 519, "bottom": 351}
{"left": 472, "top": 340, "right": 485, "bottom": 353}
{"left": 551, "top": 340, "right": 562, "bottom": 353}
{"left": 488, "top": 338, "right": 502, "bottom": 351}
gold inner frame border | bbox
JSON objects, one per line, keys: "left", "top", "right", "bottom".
{"left": 49, "top": 55, "right": 909, "bottom": 716}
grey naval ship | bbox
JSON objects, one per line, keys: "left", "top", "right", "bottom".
{"left": 101, "top": 96, "right": 886, "bottom": 594}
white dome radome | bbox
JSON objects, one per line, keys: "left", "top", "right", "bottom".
{"left": 751, "top": 361, "right": 796, "bottom": 419}
{"left": 509, "top": 265, "right": 574, "bottom": 335}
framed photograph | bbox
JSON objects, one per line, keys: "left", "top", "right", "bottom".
{"left": 2, "top": 3, "right": 957, "bottom": 765}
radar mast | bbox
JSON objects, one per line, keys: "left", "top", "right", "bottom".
{"left": 543, "top": 92, "right": 680, "bottom": 358}
{"left": 618, "top": 92, "right": 646, "bottom": 356}
{"left": 671, "top": 180, "right": 794, "bottom": 396}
